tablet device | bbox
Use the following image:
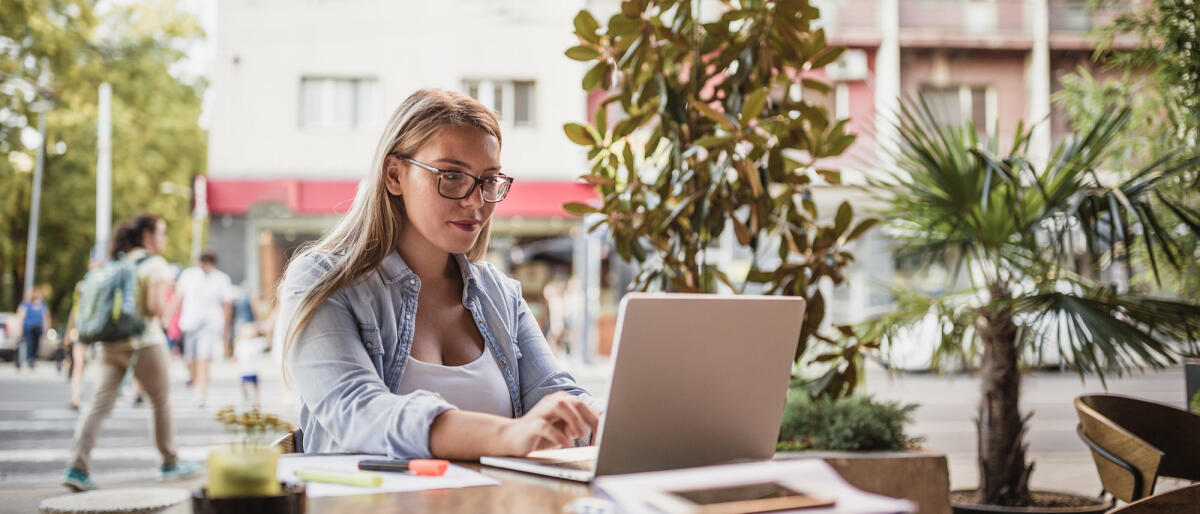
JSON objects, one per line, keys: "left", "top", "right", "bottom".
{"left": 645, "top": 480, "right": 835, "bottom": 514}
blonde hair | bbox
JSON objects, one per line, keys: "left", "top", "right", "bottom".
{"left": 280, "top": 89, "right": 501, "bottom": 377}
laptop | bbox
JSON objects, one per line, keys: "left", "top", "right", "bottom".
{"left": 480, "top": 293, "right": 806, "bottom": 482}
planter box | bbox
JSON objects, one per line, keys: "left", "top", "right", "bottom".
{"left": 776, "top": 450, "right": 950, "bottom": 514}
{"left": 1185, "top": 358, "right": 1200, "bottom": 411}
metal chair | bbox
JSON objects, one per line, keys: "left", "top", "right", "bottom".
{"left": 1074, "top": 394, "right": 1200, "bottom": 503}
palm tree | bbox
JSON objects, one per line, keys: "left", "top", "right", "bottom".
{"left": 872, "top": 97, "right": 1200, "bottom": 506}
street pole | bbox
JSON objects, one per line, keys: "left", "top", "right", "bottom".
{"left": 191, "top": 174, "right": 207, "bottom": 264}
{"left": 22, "top": 109, "right": 47, "bottom": 295}
{"left": 96, "top": 83, "right": 112, "bottom": 262}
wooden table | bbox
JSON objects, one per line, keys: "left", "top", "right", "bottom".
{"left": 307, "top": 463, "right": 594, "bottom": 513}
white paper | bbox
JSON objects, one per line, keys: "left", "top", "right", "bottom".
{"left": 276, "top": 454, "right": 500, "bottom": 498}
{"left": 592, "top": 459, "right": 915, "bottom": 514}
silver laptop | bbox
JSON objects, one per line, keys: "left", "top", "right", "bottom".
{"left": 480, "top": 293, "right": 806, "bottom": 481}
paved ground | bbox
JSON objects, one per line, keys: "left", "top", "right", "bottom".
{"left": 0, "top": 353, "right": 1189, "bottom": 512}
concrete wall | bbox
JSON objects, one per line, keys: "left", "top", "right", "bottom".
{"left": 209, "top": 0, "right": 592, "bottom": 182}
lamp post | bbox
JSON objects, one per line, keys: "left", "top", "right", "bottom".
{"left": 22, "top": 99, "right": 54, "bottom": 295}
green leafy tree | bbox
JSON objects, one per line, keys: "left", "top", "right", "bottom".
{"left": 1053, "top": 0, "right": 1200, "bottom": 298}
{"left": 872, "top": 96, "right": 1200, "bottom": 506}
{"left": 1, "top": 0, "right": 205, "bottom": 322}
{"left": 562, "top": 0, "right": 877, "bottom": 398}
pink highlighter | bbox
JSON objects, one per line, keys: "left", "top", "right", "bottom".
{"left": 357, "top": 459, "right": 450, "bottom": 476}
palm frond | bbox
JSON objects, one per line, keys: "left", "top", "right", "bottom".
{"left": 1015, "top": 284, "right": 1200, "bottom": 384}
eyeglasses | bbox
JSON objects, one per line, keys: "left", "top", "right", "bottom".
{"left": 396, "top": 155, "right": 514, "bottom": 203}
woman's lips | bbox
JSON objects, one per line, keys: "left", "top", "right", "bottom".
{"left": 451, "top": 220, "right": 480, "bottom": 231}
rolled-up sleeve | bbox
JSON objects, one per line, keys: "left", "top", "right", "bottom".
{"left": 281, "top": 258, "right": 456, "bottom": 458}
{"left": 510, "top": 280, "right": 602, "bottom": 414}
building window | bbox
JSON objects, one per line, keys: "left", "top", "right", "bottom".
{"left": 919, "top": 84, "right": 994, "bottom": 138}
{"left": 299, "top": 77, "right": 378, "bottom": 130}
{"left": 463, "top": 79, "right": 536, "bottom": 127}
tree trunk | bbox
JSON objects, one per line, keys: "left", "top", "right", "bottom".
{"left": 977, "top": 290, "right": 1032, "bottom": 506}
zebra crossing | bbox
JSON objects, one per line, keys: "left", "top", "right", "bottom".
{"left": 0, "top": 358, "right": 298, "bottom": 489}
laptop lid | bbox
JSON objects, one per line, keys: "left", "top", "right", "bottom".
{"left": 590, "top": 293, "right": 806, "bottom": 477}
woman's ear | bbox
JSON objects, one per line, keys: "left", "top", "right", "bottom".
{"left": 383, "top": 154, "right": 406, "bottom": 196}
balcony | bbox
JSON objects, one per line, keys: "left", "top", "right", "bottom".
{"left": 899, "top": 0, "right": 1033, "bottom": 48}
{"left": 1048, "top": 0, "right": 1138, "bottom": 50}
{"left": 813, "top": 0, "right": 884, "bottom": 46}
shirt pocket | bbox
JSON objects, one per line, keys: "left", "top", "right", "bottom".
{"left": 358, "top": 323, "right": 385, "bottom": 378}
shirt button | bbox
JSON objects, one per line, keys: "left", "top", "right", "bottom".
{"left": 408, "top": 279, "right": 416, "bottom": 285}
{"left": 405, "top": 314, "right": 411, "bottom": 320}
{"left": 500, "top": 359, "right": 507, "bottom": 367}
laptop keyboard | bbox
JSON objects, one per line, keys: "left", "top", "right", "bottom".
{"left": 526, "top": 457, "right": 596, "bottom": 471}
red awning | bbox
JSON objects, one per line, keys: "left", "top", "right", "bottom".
{"left": 206, "top": 178, "right": 600, "bottom": 219}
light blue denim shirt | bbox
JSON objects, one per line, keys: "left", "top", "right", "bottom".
{"left": 279, "top": 250, "right": 598, "bottom": 458}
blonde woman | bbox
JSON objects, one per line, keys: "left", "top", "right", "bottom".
{"left": 279, "top": 89, "right": 600, "bottom": 460}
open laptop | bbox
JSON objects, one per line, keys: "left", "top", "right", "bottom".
{"left": 480, "top": 293, "right": 806, "bottom": 482}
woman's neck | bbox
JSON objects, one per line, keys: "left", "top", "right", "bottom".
{"left": 395, "top": 229, "right": 459, "bottom": 287}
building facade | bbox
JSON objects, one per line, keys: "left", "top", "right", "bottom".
{"left": 206, "top": 0, "right": 1131, "bottom": 364}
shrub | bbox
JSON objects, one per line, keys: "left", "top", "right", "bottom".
{"left": 777, "top": 391, "right": 922, "bottom": 452}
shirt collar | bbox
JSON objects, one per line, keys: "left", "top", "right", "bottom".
{"left": 379, "top": 250, "right": 478, "bottom": 287}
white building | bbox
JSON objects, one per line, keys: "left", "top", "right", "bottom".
{"left": 207, "top": 0, "right": 609, "bottom": 300}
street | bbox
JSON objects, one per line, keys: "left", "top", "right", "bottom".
{"left": 0, "top": 354, "right": 1189, "bottom": 512}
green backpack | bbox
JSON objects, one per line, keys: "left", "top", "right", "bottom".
{"left": 76, "top": 255, "right": 148, "bottom": 343}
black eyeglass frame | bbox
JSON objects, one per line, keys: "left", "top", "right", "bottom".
{"left": 395, "top": 155, "right": 514, "bottom": 203}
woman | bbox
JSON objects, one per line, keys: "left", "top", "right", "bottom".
{"left": 280, "top": 89, "right": 600, "bottom": 460}
{"left": 15, "top": 287, "right": 50, "bottom": 370}
{"left": 62, "top": 214, "right": 197, "bottom": 491}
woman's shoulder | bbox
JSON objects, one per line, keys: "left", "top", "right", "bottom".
{"left": 281, "top": 250, "right": 345, "bottom": 292}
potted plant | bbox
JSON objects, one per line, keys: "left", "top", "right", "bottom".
{"left": 194, "top": 406, "right": 303, "bottom": 514}
{"left": 562, "top": 2, "right": 952, "bottom": 511}
{"left": 871, "top": 96, "right": 1200, "bottom": 512}
{"left": 563, "top": 0, "right": 876, "bottom": 397}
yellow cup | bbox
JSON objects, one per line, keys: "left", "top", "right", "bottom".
{"left": 206, "top": 445, "right": 282, "bottom": 498}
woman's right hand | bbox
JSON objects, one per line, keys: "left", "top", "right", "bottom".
{"left": 498, "top": 391, "right": 599, "bottom": 456}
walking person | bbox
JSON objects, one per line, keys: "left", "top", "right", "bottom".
{"left": 62, "top": 213, "right": 199, "bottom": 491}
{"left": 233, "top": 323, "right": 265, "bottom": 406}
{"left": 174, "top": 251, "right": 233, "bottom": 408}
{"left": 15, "top": 287, "right": 51, "bottom": 370}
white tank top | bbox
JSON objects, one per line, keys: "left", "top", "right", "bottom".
{"left": 397, "top": 347, "right": 514, "bottom": 418}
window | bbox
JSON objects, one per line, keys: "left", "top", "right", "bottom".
{"left": 463, "top": 79, "right": 536, "bottom": 127}
{"left": 299, "top": 77, "right": 378, "bottom": 130}
{"left": 919, "top": 84, "right": 994, "bottom": 137}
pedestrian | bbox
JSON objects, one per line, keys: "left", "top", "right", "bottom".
{"left": 174, "top": 251, "right": 233, "bottom": 408}
{"left": 234, "top": 323, "right": 265, "bottom": 406}
{"left": 278, "top": 89, "right": 599, "bottom": 459}
{"left": 62, "top": 213, "right": 199, "bottom": 491}
{"left": 163, "top": 265, "right": 185, "bottom": 357}
{"left": 15, "top": 287, "right": 51, "bottom": 370}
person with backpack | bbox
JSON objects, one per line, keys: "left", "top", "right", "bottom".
{"left": 62, "top": 213, "right": 199, "bottom": 491}
{"left": 15, "top": 287, "right": 50, "bottom": 370}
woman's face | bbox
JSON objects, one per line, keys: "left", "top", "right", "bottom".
{"left": 146, "top": 220, "right": 168, "bottom": 254}
{"left": 385, "top": 125, "right": 501, "bottom": 256}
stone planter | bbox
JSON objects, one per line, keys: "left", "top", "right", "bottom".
{"left": 949, "top": 489, "right": 1111, "bottom": 513}
{"left": 776, "top": 449, "right": 951, "bottom": 514}
{"left": 1185, "top": 357, "right": 1200, "bottom": 412}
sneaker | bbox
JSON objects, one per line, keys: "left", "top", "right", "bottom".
{"left": 62, "top": 467, "right": 97, "bottom": 492}
{"left": 160, "top": 460, "right": 201, "bottom": 481}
